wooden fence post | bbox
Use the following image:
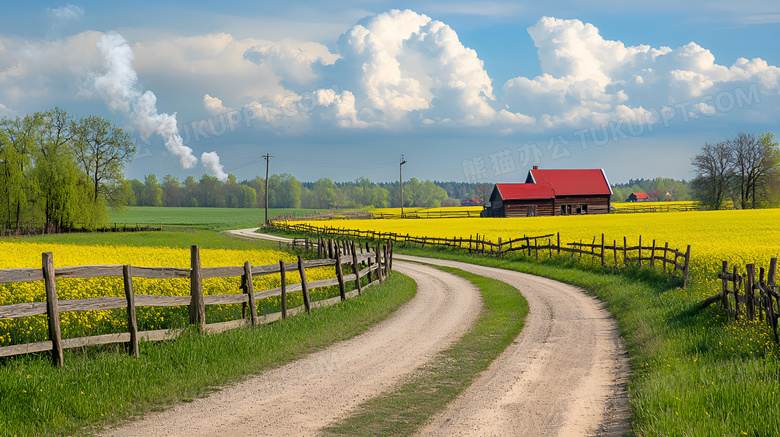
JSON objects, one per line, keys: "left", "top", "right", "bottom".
{"left": 498, "top": 237, "right": 503, "bottom": 259}
{"left": 43, "top": 252, "right": 64, "bottom": 367}
{"left": 384, "top": 244, "right": 390, "bottom": 276}
{"left": 663, "top": 242, "right": 669, "bottom": 273}
{"left": 189, "top": 245, "right": 205, "bottom": 328}
{"left": 297, "top": 255, "right": 311, "bottom": 313}
{"left": 600, "top": 234, "right": 605, "bottom": 267}
{"left": 279, "top": 260, "right": 288, "bottom": 319}
{"left": 123, "top": 265, "right": 139, "bottom": 358}
{"left": 746, "top": 264, "right": 756, "bottom": 320}
{"left": 638, "top": 235, "right": 643, "bottom": 268}
{"left": 365, "top": 242, "right": 373, "bottom": 283}
{"left": 557, "top": 232, "right": 561, "bottom": 255}
{"left": 334, "top": 245, "right": 346, "bottom": 300}
{"left": 244, "top": 261, "right": 258, "bottom": 326}
{"left": 734, "top": 266, "right": 741, "bottom": 320}
{"left": 613, "top": 240, "right": 618, "bottom": 268}
{"left": 682, "top": 245, "right": 691, "bottom": 288}
{"left": 623, "top": 236, "right": 628, "bottom": 266}
{"left": 375, "top": 243, "right": 384, "bottom": 282}
{"left": 389, "top": 240, "right": 394, "bottom": 271}
{"left": 352, "top": 242, "right": 362, "bottom": 295}
{"left": 650, "top": 240, "right": 656, "bottom": 267}
{"left": 720, "top": 261, "right": 730, "bottom": 311}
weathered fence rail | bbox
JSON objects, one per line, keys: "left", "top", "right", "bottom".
{"left": 0, "top": 241, "right": 392, "bottom": 366}
{"left": 701, "top": 258, "right": 779, "bottom": 342}
{"left": 268, "top": 222, "right": 691, "bottom": 285}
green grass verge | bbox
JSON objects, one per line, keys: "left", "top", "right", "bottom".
{"left": 0, "top": 272, "right": 415, "bottom": 437}
{"left": 6, "top": 228, "right": 277, "bottom": 251}
{"left": 108, "top": 207, "right": 326, "bottom": 230}
{"left": 323, "top": 265, "right": 528, "bottom": 436}
{"left": 389, "top": 247, "right": 780, "bottom": 437}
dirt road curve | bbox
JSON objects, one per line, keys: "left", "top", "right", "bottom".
{"left": 398, "top": 254, "right": 631, "bottom": 437}
{"left": 103, "top": 261, "right": 482, "bottom": 437}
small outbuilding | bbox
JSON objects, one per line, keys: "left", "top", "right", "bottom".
{"left": 626, "top": 192, "right": 649, "bottom": 202}
{"left": 483, "top": 167, "right": 612, "bottom": 218}
{"left": 460, "top": 198, "right": 481, "bottom": 206}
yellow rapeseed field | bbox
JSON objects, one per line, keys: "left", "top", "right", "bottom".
{"left": 300, "top": 208, "right": 780, "bottom": 351}
{"left": 302, "top": 208, "right": 780, "bottom": 293}
{"left": 0, "top": 242, "right": 333, "bottom": 346}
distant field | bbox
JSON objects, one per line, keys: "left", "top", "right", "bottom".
{"left": 108, "top": 207, "right": 324, "bottom": 229}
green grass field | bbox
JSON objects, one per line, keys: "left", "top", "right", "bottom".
{"left": 108, "top": 207, "right": 325, "bottom": 230}
{"left": 0, "top": 228, "right": 416, "bottom": 436}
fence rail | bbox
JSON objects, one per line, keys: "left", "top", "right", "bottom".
{"left": 0, "top": 241, "right": 393, "bottom": 366}
{"left": 701, "top": 258, "right": 779, "bottom": 342}
{"left": 268, "top": 221, "right": 691, "bottom": 286}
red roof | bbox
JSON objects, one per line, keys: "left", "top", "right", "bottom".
{"left": 631, "top": 192, "right": 649, "bottom": 199}
{"left": 494, "top": 183, "right": 555, "bottom": 200}
{"left": 526, "top": 169, "right": 612, "bottom": 196}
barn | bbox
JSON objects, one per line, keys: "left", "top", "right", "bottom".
{"left": 626, "top": 192, "right": 649, "bottom": 202}
{"left": 483, "top": 167, "right": 612, "bottom": 218}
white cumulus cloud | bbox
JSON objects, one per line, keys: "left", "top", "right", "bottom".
{"left": 89, "top": 33, "right": 199, "bottom": 169}
{"left": 201, "top": 151, "right": 228, "bottom": 181}
{"left": 501, "top": 16, "right": 780, "bottom": 128}
{"left": 323, "top": 9, "right": 501, "bottom": 128}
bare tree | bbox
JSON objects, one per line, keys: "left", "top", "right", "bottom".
{"left": 691, "top": 141, "right": 734, "bottom": 210}
{"left": 727, "top": 131, "right": 780, "bottom": 208}
{"left": 474, "top": 182, "right": 493, "bottom": 205}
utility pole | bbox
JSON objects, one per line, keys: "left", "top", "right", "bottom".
{"left": 400, "top": 155, "right": 407, "bottom": 217}
{"left": 262, "top": 154, "right": 274, "bottom": 225}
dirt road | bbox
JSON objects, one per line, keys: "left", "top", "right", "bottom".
{"left": 103, "top": 261, "right": 482, "bottom": 437}
{"left": 106, "top": 230, "right": 629, "bottom": 436}
{"left": 398, "top": 254, "right": 630, "bottom": 437}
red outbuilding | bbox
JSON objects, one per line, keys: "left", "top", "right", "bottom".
{"left": 483, "top": 166, "right": 612, "bottom": 217}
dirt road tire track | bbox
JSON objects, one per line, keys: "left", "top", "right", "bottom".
{"left": 397, "top": 255, "right": 630, "bottom": 437}
{"left": 102, "top": 262, "right": 482, "bottom": 437}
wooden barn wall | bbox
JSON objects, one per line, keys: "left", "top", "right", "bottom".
{"left": 504, "top": 199, "right": 555, "bottom": 217}
{"left": 554, "top": 195, "right": 611, "bottom": 215}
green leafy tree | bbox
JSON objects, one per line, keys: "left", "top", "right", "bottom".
{"left": 72, "top": 115, "right": 136, "bottom": 205}
{"left": 144, "top": 174, "right": 163, "bottom": 207}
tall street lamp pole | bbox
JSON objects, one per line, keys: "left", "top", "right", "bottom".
{"left": 400, "top": 155, "right": 407, "bottom": 217}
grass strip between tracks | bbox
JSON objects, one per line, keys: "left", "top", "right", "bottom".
{"left": 0, "top": 272, "right": 415, "bottom": 437}
{"left": 323, "top": 265, "right": 529, "bottom": 436}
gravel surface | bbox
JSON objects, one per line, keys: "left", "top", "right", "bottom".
{"left": 397, "top": 255, "right": 630, "bottom": 437}
{"left": 101, "top": 261, "right": 482, "bottom": 437}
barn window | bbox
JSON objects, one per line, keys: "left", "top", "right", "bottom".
{"left": 527, "top": 205, "right": 537, "bottom": 217}
{"left": 582, "top": 204, "right": 588, "bottom": 214}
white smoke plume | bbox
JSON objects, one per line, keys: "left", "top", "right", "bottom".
{"left": 200, "top": 152, "right": 228, "bottom": 181}
{"left": 90, "top": 33, "right": 199, "bottom": 169}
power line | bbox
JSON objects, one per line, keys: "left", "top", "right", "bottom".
{"left": 274, "top": 156, "right": 396, "bottom": 169}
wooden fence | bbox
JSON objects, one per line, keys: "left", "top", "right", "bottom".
{"left": 612, "top": 204, "right": 704, "bottom": 214}
{"left": 0, "top": 242, "right": 392, "bottom": 366}
{"left": 700, "top": 258, "right": 779, "bottom": 342}
{"left": 268, "top": 221, "right": 691, "bottom": 286}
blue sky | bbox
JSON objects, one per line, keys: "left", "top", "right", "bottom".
{"left": 1, "top": 1, "right": 778, "bottom": 184}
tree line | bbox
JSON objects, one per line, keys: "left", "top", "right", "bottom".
{"left": 126, "top": 174, "right": 485, "bottom": 209}
{"left": 610, "top": 178, "right": 691, "bottom": 203}
{"left": 691, "top": 132, "right": 780, "bottom": 209}
{"left": 0, "top": 108, "right": 135, "bottom": 230}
